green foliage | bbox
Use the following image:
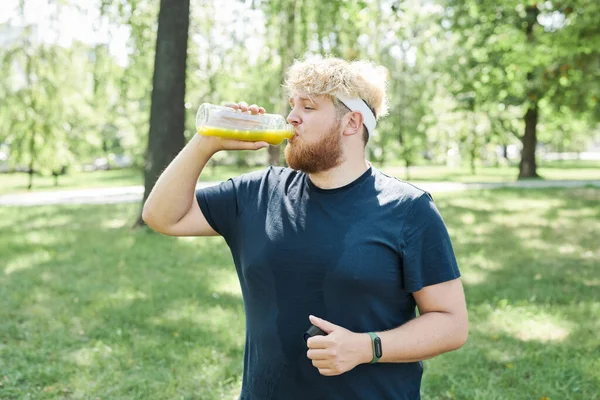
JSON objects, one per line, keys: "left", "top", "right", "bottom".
{"left": 0, "top": 0, "right": 599, "bottom": 188}
{"left": 1, "top": 37, "right": 79, "bottom": 177}
{"left": 441, "top": 0, "right": 600, "bottom": 157}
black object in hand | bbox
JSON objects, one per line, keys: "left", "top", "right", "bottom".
{"left": 303, "top": 325, "right": 326, "bottom": 344}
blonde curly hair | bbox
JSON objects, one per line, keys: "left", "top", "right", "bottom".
{"left": 284, "top": 56, "right": 389, "bottom": 120}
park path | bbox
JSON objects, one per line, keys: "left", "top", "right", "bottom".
{"left": 1, "top": 179, "right": 599, "bottom": 206}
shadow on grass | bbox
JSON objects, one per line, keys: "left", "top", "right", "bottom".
{"left": 423, "top": 325, "right": 600, "bottom": 400}
{"left": 435, "top": 188, "right": 599, "bottom": 305}
{"left": 1, "top": 188, "right": 599, "bottom": 399}
{"left": 423, "top": 187, "right": 600, "bottom": 399}
{"left": 0, "top": 203, "right": 246, "bottom": 399}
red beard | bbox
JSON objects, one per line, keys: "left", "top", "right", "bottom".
{"left": 284, "top": 121, "right": 344, "bottom": 174}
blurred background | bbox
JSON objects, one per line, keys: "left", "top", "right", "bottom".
{"left": 0, "top": 0, "right": 599, "bottom": 399}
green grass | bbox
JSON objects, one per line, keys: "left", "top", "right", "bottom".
{"left": 0, "top": 165, "right": 264, "bottom": 195}
{"left": 0, "top": 168, "right": 142, "bottom": 195}
{"left": 1, "top": 188, "right": 599, "bottom": 399}
{"left": 1, "top": 160, "right": 598, "bottom": 195}
{"left": 384, "top": 159, "right": 600, "bottom": 183}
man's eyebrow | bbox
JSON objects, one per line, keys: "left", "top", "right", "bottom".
{"left": 289, "top": 96, "right": 312, "bottom": 104}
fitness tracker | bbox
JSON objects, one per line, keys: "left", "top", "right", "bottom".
{"left": 368, "top": 332, "right": 382, "bottom": 364}
{"left": 303, "top": 325, "right": 326, "bottom": 344}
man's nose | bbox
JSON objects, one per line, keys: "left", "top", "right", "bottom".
{"left": 287, "top": 110, "right": 300, "bottom": 125}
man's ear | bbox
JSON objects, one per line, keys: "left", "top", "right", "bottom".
{"left": 343, "top": 111, "right": 364, "bottom": 137}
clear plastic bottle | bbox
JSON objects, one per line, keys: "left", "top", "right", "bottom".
{"left": 195, "top": 103, "right": 294, "bottom": 145}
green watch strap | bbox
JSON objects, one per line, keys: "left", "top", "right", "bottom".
{"left": 367, "top": 332, "right": 382, "bottom": 364}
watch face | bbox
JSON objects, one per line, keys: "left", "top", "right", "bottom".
{"left": 374, "top": 337, "right": 382, "bottom": 358}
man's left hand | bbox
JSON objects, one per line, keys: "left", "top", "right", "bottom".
{"left": 305, "top": 315, "right": 372, "bottom": 376}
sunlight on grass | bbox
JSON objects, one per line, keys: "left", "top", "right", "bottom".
{"left": 466, "top": 252, "right": 502, "bottom": 271}
{"left": 108, "top": 287, "right": 149, "bottom": 303}
{"left": 484, "top": 347, "right": 517, "bottom": 364}
{"left": 459, "top": 212, "right": 476, "bottom": 225}
{"left": 151, "top": 301, "right": 241, "bottom": 334}
{"left": 500, "top": 198, "right": 564, "bottom": 212}
{"left": 484, "top": 307, "right": 573, "bottom": 343}
{"left": 24, "top": 230, "right": 62, "bottom": 245}
{"left": 458, "top": 252, "right": 501, "bottom": 285}
{"left": 5, "top": 249, "right": 52, "bottom": 274}
{"left": 0, "top": 168, "right": 143, "bottom": 194}
{"left": 558, "top": 244, "right": 578, "bottom": 255}
{"left": 101, "top": 216, "right": 130, "bottom": 229}
{"left": 1, "top": 188, "right": 598, "bottom": 399}
{"left": 461, "top": 270, "right": 487, "bottom": 285}
{"left": 213, "top": 270, "right": 243, "bottom": 296}
{"left": 512, "top": 226, "right": 543, "bottom": 239}
{"left": 438, "top": 196, "right": 498, "bottom": 212}
{"left": 382, "top": 161, "right": 600, "bottom": 183}
{"left": 9, "top": 214, "right": 74, "bottom": 231}
{"left": 557, "top": 207, "right": 599, "bottom": 218}
{"left": 69, "top": 343, "right": 114, "bottom": 367}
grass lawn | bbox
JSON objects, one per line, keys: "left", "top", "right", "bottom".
{"left": 0, "top": 159, "right": 598, "bottom": 195}
{"left": 1, "top": 188, "right": 599, "bottom": 399}
{"left": 384, "top": 159, "right": 600, "bottom": 183}
{"left": 0, "top": 165, "right": 258, "bottom": 195}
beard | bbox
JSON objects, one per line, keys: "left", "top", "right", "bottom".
{"left": 284, "top": 121, "right": 344, "bottom": 174}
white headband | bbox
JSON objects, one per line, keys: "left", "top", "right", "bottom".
{"left": 336, "top": 94, "right": 376, "bottom": 135}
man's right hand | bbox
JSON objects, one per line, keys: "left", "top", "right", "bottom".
{"left": 200, "top": 101, "right": 270, "bottom": 153}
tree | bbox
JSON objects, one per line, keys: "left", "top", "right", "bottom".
{"left": 134, "top": 0, "right": 190, "bottom": 227}
{"left": 0, "top": 28, "right": 86, "bottom": 188}
{"left": 442, "top": 0, "right": 600, "bottom": 179}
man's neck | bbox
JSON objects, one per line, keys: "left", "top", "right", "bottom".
{"left": 308, "top": 158, "right": 371, "bottom": 190}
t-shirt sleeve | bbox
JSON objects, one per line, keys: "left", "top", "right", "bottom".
{"left": 194, "top": 169, "right": 265, "bottom": 243}
{"left": 400, "top": 192, "right": 460, "bottom": 293}
{"left": 195, "top": 178, "right": 238, "bottom": 240}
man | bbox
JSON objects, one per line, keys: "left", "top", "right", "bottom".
{"left": 142, "top": 57, "right": 468, "bottom": 400}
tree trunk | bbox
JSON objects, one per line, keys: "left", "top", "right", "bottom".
{"left": 27, "top": 125, "right": 35, "bottom": 190}
{"left": 134, "top": 0, "right": 190, "bottom": 227}
{"left": 26, "top": 46, "right": 35, "bottom": 191}
{"left": 469, "top": 113, "right": 477, "bottom": 175}
{"left": 518, "top": 103, "right": 539, "bottom": 179}
{"left": 518, "top": 6, "right": 541, "bottom": 180}
{"left": 27, "top": 166, "right": 33, "bottom": 190}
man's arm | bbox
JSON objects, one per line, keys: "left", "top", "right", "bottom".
{"left": 142, "top": 102, "right": 269, "bottom": 237}
{"left": 367, "top": 277, "right": 468, "bottom": 363}
{"left": 306, "top": 278, "right": 468, "bottom": 376}
{"left": 143, "top": 134, "right": 218, "bottom": 236}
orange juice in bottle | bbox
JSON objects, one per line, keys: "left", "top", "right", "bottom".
{"left": 195, "top": 103, "right": 294, "bottom": 145}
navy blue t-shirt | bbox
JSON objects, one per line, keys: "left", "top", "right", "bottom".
{"left": 196, "top": 165, "right": 460, "bottom": 400}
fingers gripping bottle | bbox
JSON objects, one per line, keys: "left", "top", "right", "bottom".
{"left": 195, "top": 103, "right": 294, "bottom": 145}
